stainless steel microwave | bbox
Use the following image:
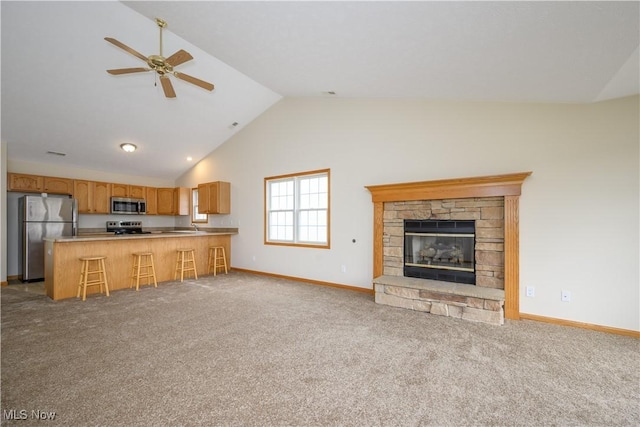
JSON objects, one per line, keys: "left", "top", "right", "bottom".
{"left": 110, "top": 197, "right": 146, "bottom": 215}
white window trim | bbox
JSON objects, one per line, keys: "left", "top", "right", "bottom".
{"left": 264, "top": 169, "right": 330, "bottom": 249}
{"left": 191, "top": 188, "right": 208, "bottom": 223}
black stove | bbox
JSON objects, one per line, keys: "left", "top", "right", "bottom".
{"left": 106, "top": 221, "right": 151, "bottom": 235}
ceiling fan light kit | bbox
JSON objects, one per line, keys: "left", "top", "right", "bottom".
{"left": 105, "top": 18, "right": 214, "bottom": 98}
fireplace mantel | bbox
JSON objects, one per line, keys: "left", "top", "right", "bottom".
{"left": 366, "top": 172, "right": 531, "bottom": 320}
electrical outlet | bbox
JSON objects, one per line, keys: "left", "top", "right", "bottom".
{"left": 526, "top": 286, "right": 535, "bottom": 297}
{"left": 561, "top": 290, "right": 571, "bottom": 302}
{"left": 341, "top": 265, "right": 347, "bottom": 273}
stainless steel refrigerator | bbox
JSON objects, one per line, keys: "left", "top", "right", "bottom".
{"left": 19, "top": 195, "right": 77, "bottom": 282}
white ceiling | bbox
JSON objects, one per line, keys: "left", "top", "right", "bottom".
{"left": 2, "top": 1, "right": 638, "bottom": 180}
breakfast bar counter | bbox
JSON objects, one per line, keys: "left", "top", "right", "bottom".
{"left": 44, "top": 231, "right": 237, "bottom": 300}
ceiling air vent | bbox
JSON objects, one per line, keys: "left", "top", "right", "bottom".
{"left": 46, "top": 151, "right": 66, "bottom": 157}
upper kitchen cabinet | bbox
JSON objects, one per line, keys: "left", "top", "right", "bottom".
{"left": 74, "top": 180, "right": 111, "bottom": 214}
{"left": 156, "top": 187, "right": 189, "bottom": 215}
{"left": 8, "top": 173, "right": 43, "bottom": 192}
{"left": 198, "top": 181, "right": 231, "bottom": 214}
{"left": 43, "top": 177, "right": 73, "bottom": 195}
{"left": 145, "top": 187, "right": 158, "bottom": 215}
{"left": 112, "top": 183, "right": 145, "bottom": 199}
{"left": 156, "top": 188, "right": 174, "bottom": 215}
{"left": 8, "top": 173, "right": 73, "bottom": 195}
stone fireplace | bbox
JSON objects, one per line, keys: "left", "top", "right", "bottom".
{"left": 366, "top": 172, "right": 531, "bottom": 325}
{"left": 391, "top": 199, "right": 505, "bottom": 288}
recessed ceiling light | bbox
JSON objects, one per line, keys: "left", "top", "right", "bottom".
{"left": 120, "top": 143, "right": 137, "bottom": 153}
{"left": 186, "top": 156, "right": 193, "bottom": 161}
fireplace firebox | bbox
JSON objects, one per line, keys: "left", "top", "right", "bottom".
{"left": 404, "top": 220, "right": 476, "bottom": 285}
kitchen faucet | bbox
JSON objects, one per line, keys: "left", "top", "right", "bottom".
{"left": 191, "top": 223, "right": 199, "bottom": 231}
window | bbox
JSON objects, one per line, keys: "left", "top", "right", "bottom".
{"left": 265, "top": 169, "right": 330, "bottom": 248}
{"left": 191, "top": 188, "right": 208, "bottom": 223}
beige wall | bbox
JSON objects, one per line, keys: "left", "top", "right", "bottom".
{"left": 177, "top": 95, "right": 639, "bottom": 332}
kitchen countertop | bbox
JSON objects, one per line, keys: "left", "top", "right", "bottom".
{"left": 45, "top": 230, "right": 237, "bottom": 243}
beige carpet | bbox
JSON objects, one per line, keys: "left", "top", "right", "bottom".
{"left": 1, "top": 271, "right": 639, "bottom": 426}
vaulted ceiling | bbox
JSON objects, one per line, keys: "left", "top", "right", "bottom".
{"left": 2, "top": 1, "right": 638, "bottom": 180}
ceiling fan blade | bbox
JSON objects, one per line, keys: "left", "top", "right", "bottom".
{"left": 160, "top": 75, "right": 176, "bottom": 98}
{"left": 107, "top": 67, "right": 150, "bottom": 75}
{"left": 104, "top": 37, "right": 148, "bottom": 62}
{"left": 165, "top": 49, "right": 193, "bottom": 67}
{"left": 173, "top": 72, "right": 215, "bottom": 91}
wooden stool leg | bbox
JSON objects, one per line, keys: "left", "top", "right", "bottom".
{"left": 82, "top": 260, "right": 89, "bottom": 301}
{"left": 77, "top": 259, "right": 87, "bottom": 300}
{"left": 132, "top": 254, "right": 141, "bottom": 290}
{"left": 174, "top": 252, "right": 179, "bottom": 280}
{"left": 136, "top": 256, "right": 142, "bottom": 290}
{"left": 150, "top": 255, "right": 158, "bottom": 287}
{"left": 181, "top": 252, "right": 185, "bottom": 282}
{"left": 101, "top": 258, "right": 110, "bottom": 296}
{"left": 130, "top": 255, "right": 135, "bottom": 289}
{"left": 175, "top": 251, "right": 186, "bottom": 282}
{"left": 191, "top": 250, "right": 198, "bottom": 280}
{"left": 220, "top": 247, "right": 228, "bottom": 274}
{"left": 77, "top": 260, "right": 83, "bottom": 299}
{"left": 213, "top": 248, "right": 218, "bottom": 277}
{"left": 94, "top": 260, "right": 103, "bottom": 294}
{"left": 207, "top": 247, "right": 214, "bottom": 274}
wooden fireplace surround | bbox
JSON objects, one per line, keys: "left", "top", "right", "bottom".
{"left": 366, "top": 172, "right": 532, "bottom": 320}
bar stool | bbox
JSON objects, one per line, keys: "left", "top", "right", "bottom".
{"left": 207, "top": 246, "right": 228, "bottom": 276}
{"left": 77, "top": 256, "right": 110, "bottom": 301}
{"left": 130, "top": 252, "right": 158, "bottom": 290}
{"left": 175, "top": 248, "right": 198, "bottom": 282}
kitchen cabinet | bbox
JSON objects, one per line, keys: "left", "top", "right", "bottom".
{"left": 156, "top": 187, "right": 189, "bottom": 215}
{"left": 8, "top": 173, "right": 43, "bottom": 192}
{"left": 156, "top": 188, "right": 175, "bottom": 215}
{"left": 8, "top": 173, "right": 72, "bottom": 195}
{"left": 129, "top": 185, "right": 145, "bottom": 199}
{"left": 8, "top": 171, "right": 188, "bottom": 217}
{"left": 198, "top": 181, "right": 230, "bottom": 214}
{"left": 145, "top": 187, "right": 158, "bottom": 215}
{"left": 112, "top": 183, "right": 145, "bottom": 199}
{"left": 44, "top": 177, "right": 73, "bottom": 195}
{"left": 73, "top": 180, "right": 111, "bottom": 214}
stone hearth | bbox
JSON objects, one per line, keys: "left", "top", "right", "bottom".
{"left": 374, "top": 275, "right": 505, "bottom": 325}
{"left": 366, "top": 172, "right": 531, "bottom": 324}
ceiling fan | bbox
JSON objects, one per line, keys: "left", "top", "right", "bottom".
{"left": 105, "top": 18, "right": 214, "bottom": 98}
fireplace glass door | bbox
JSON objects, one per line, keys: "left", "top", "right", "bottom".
{"left": 404, "top": 220, "right": 475, "bottom": 285}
